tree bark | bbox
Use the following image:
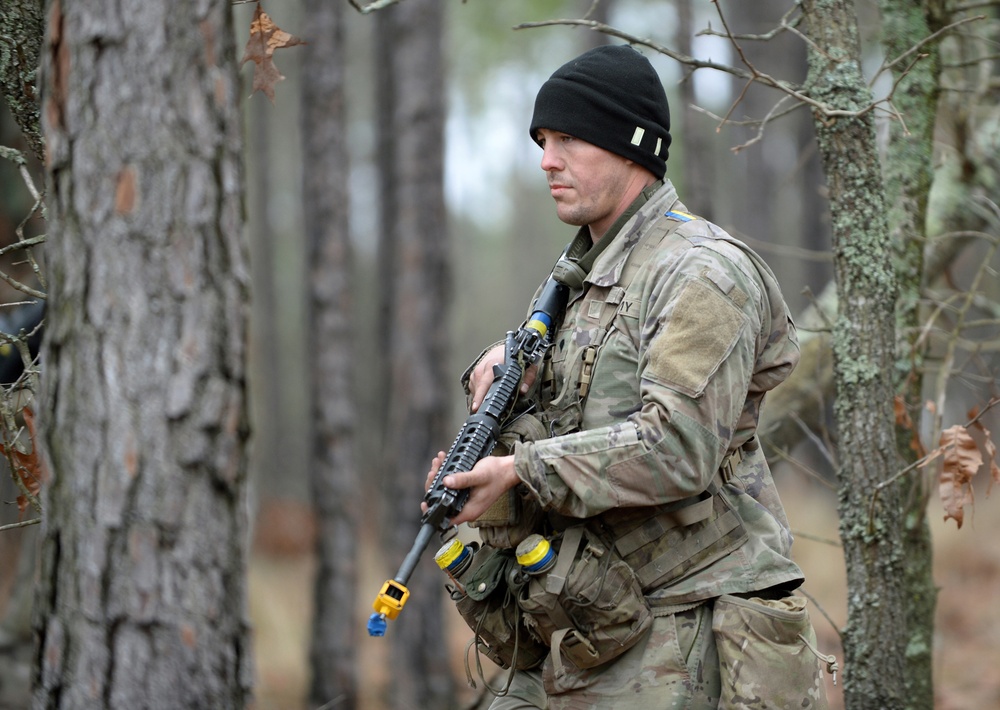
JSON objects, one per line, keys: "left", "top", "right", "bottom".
{"left": 675, "top": 0, "right": 715, "bottom": 220}
{"left": 0, "top": 0, "right": 44, "bottom": 160}
{"left": 879, "top": 2, "right": 948, "bottom": 707}
{"left": 301, "top": 0, "right": 360, "bottom": 707}
{"left": 800, "top": 1, "right": 908, "bottom": 708}
{"left": 374, "top": 1, "right": 454, "bottom": 707}
{"left": 33, "top": 1, "right": 252, "bottom": 707}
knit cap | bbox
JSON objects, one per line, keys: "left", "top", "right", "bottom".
{"left": 529, "top": 45, "right": 671, "bottom": 178}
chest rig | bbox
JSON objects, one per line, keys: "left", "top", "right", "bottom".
{"left": 536, "top": 210, "right": 695, "bottom": 433}
{"left": 534, "top": 209, "right": 750, "bottom": 604}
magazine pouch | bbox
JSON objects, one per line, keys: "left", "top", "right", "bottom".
{"left": 516, "top": 526, "right": 653, "bottom": 678}
{"left": 449, "top": 544, "right": 547, "bottom": 671}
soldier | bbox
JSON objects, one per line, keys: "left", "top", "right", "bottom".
{"left": 429, "top": 45, "right": 831, "bottom": 709}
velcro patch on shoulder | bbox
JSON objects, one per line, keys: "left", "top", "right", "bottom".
{"left": 647, "top": 279, "right": 747, "bottom": 396}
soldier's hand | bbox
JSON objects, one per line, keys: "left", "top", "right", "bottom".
{"left": 420, "top": 451, "right": 447, "bottom": 514}
{"left": 439, "top": 455, "right": 519, "bottom": 526}
{"left": 468, "top": 344, "right": 538, "bottom": 412}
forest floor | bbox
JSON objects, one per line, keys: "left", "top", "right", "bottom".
{"left": 248, "top": 472, "right": 1000, "bottom": 710}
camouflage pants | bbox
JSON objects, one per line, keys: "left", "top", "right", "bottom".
{"left": 488, "top": 604, "right": 720, "bottom": 710}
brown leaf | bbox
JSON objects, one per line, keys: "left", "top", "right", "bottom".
{"left": 938, "top": 425, "right": 982, "bottom": 528}
{"left": 894, "top": 395, "right": 926, "bottom": 458}
{"left": 240, "top": 2, "right": 305, "bottom": 102}
{"left": 969, "top": 418, "right": 999, "bottom": 496}
{"left": 0, "top": 407, "right": 46, "bottom": 517}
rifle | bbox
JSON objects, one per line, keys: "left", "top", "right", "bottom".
{"left": 367, "top": 266, "right": 569, "bottom": 637}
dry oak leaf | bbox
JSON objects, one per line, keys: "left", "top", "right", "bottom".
{"left": 0, "top": 407, "right": 46, "bottom": 517}
{"left": 240, "top": 2, "right": 305, "bottom": 102}
{"left": 938, "top": 424, "right": 982, "bottom": 529}
{"left": 969, "top": 415, "right": 1000, "bottom": 496}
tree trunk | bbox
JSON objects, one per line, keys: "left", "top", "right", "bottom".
{"left": 33, "top": 1, "right": 252, "bottom": 707}
{"left": 879, "top": 2, "right": 947, "bottom": 707}
{"left": 301, "top": 0, "right": 360, "bottom": 707}
{"left": 800, "top": 1, "right": 908, "bottom": 708}
{"left": 374, "top": 1, "right": 454, "bottom": 707}
{"left": 675, "top": 0, "right": 715, "bottom": 220}
{"left": 0, "top": 0, "right": 44, "bottom": 160}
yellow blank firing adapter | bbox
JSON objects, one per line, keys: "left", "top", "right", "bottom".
{"left": 367, "top": 579, "right": 410, "bottom": 636}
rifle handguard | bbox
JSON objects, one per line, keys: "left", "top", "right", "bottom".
{"left": 368, "top": 250, "right": 570, "bottom": 636}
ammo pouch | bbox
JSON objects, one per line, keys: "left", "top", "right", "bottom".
{"left": 470, "top": 413, "right": 548, "bottom": 549}
{"left": 712, "top": 594, "right": 836, "bottom": 709}
{"left": 515, "top": 525, "right": 653, "bottom": 675}
{"left": 606, "top": 486, "right": 748, "bottom": 593}
{"left": 448, "top": 543, "right": 547, "bottom": 672}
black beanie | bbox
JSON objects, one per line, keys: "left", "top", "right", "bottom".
{"left": 529, "top": 45, "right": 671, "bottom": 179}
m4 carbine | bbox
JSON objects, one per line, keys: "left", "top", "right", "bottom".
{"left": 367, "top": 270, "right": 568, "bottom": 637}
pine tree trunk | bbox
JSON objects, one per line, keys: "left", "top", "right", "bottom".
{"left": 374, "top": 0, "right": 454, "bottom": 707}
{"left": 301, "top": 0, "right": 360, "bottom": 707}
{"left": 800, "top": 1, "right": 908, "bottom": 708}
{"left": 33, "top": 1, "right": 252, "bottom": 707}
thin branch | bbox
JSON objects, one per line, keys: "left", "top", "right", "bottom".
{"left": 729, "top": 94, "right": 802, "bottom": 152}
{"left": 514, "top": 17, "right": 881, "bottom": 122}
{"left": 0, "top": 270, "right": 46, "bottom": 300}
{"left": 348, "top": 0, "right": 405, "bottom": 14}
{"left": 732, "top": 229, "right": 833, "bottom": 263}
{"left": 0, "top": 235, "right": 46, "bottom": 259}
{"left": 697, "top": 3, "right": 802, "bottom": 42}
{"left": 792, "top": 530, "right": 842, "bottom": 547}
{"left": 791, "top": 412, "right": 838, "bottom": 471}
{"left": 948, "top": 1, "right": 1000, "bottom": 12}
{"left": 945, "top": 53, "right": 1000, "bottom": 70}
{"left": 798, "top": 587, "right": 843, "bottom": 643}
{"left": 0, "top": 146, "right": 44, "bottom": 209}
{"left": 867, "top": 397, "right": 1000, "bottom": 532}
{"left": 766, "top": 443, "right": 837, "bottom": 490}
{"left": 0, "top": 517, "right": 41, "bottom": 533}
{"left": 875, "top": 15, "right": 986, "bottom": 80}
{"left": 582, "top": 0, "right": 604, "bottom": 22}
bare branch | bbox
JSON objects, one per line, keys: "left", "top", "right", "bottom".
{"left": 873, "top": 14, "right": 987, "bottom": 92}
{"left": 0, "top": 517, "right": 41, "bottom": 533}
{"left": 514, "top": 16, "right": 882, "bottom": 124}
{"left": 0, "top": 235, "right": 45, "bottom": 259}
{"left": 867, "top": 396, "right": 1000, "bottom": 529}
{"left": 697, "top": 3, "right": 802, "bottom": 42}
{"left": 727, "top": 94, "right": 803, "bottom": 153}
{"left": 797, "top": 587, "right": 843, "bottom": 644}
{"left": 0, "top": 271, "right": 45, "bottom": 300}
{"left": 349, "top": 0, "right": 405, "bottom": 14}
{"left": 948, "top": 1, "right": 1000, "bottom": 11}
{"left": 0, "top": 146, "right": 43, "bottom": 208}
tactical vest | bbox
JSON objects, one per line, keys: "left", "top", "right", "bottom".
{"left": 534, "top": 209, "right": 753, "bottom": 608}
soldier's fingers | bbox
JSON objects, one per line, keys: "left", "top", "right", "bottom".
{"left": 469, "top": 345, "right": 506, "bottom": 412}
{"left": 424, "top": 451, "right": 446, "bottom": 492}
{"left": 520, "top": 364, "right": 539, "bottom": 393}
{"left": 470, "top": 378, "right": 492, "bottom": 413}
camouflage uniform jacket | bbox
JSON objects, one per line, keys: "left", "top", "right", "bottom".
{"left": 511, "top": 179, "right": 804, "bottom": 609}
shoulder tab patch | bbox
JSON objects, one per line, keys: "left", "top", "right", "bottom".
{"left": 665, "top": 210, "right": 697, "bottom": 222}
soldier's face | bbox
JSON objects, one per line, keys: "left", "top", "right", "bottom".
{"left": 536, "top": 128, "right": 646, "bottom": 242}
